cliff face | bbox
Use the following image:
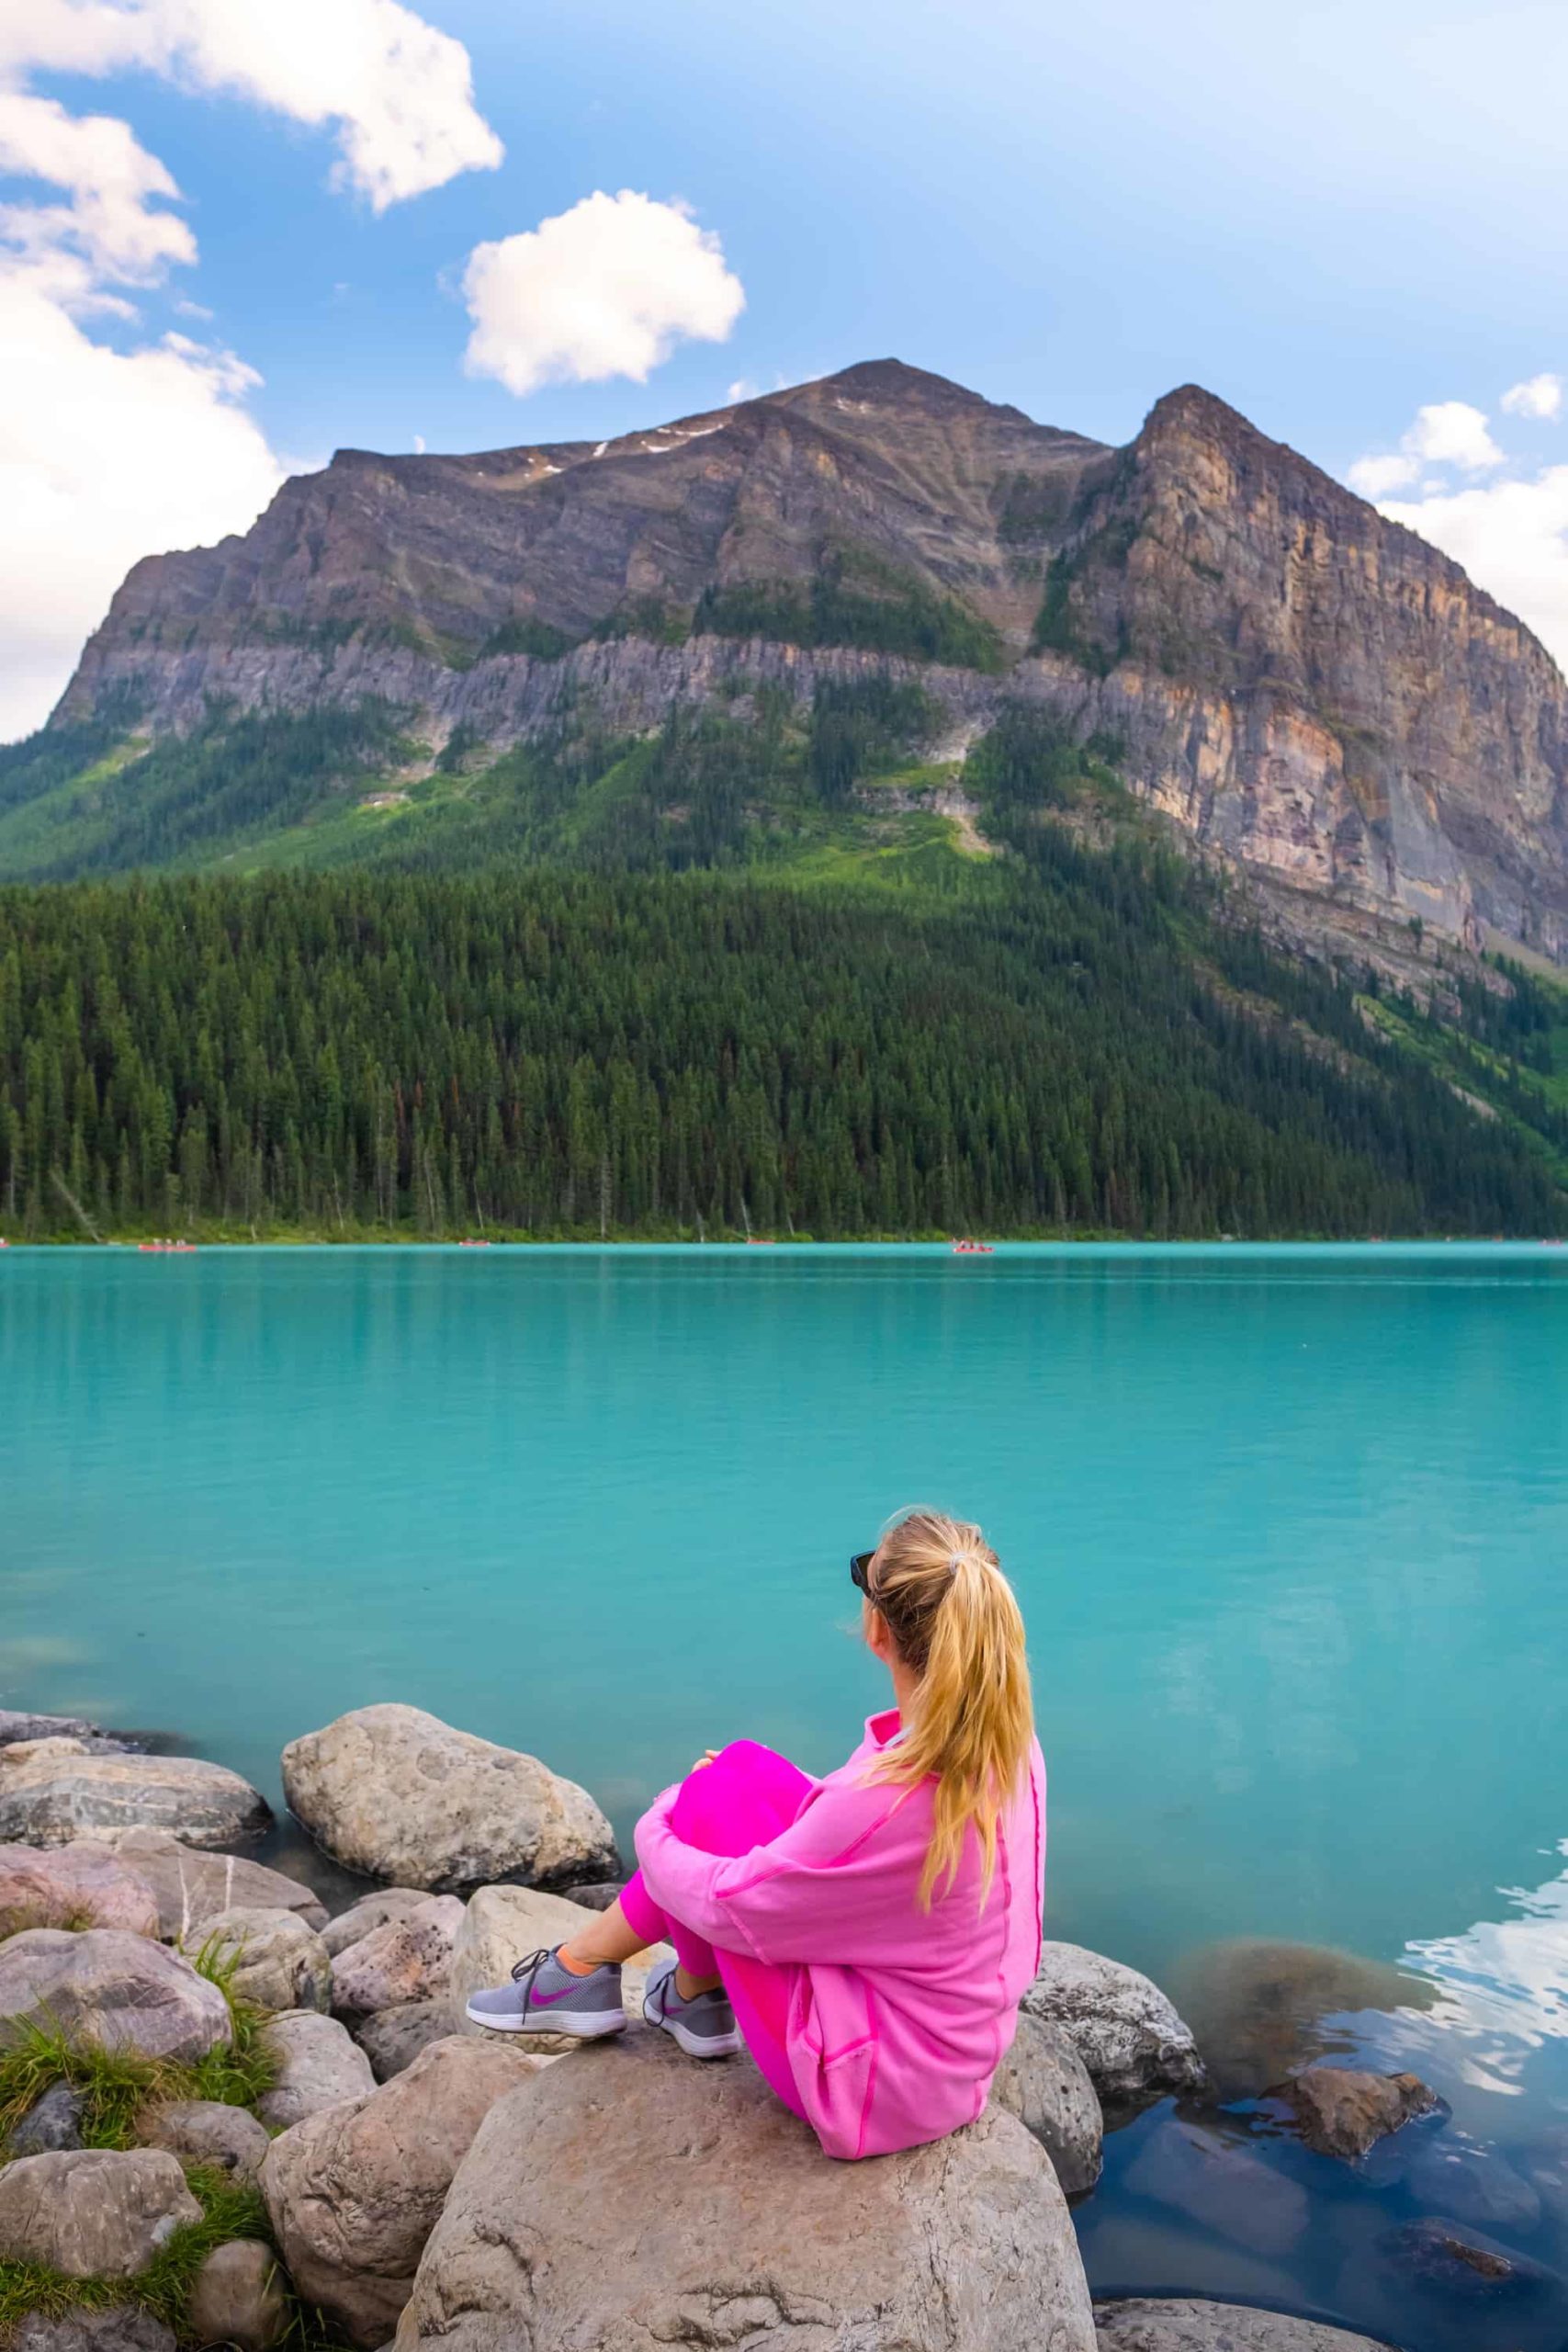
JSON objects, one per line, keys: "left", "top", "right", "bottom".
{"left": 48, "top": 361, "right": 1568, "bottom": 963}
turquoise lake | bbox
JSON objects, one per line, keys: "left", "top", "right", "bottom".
{"left": 3, "top": 1243, "right": 1566, "bottom": 2345}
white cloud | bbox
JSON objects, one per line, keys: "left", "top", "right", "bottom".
{"left": 727, "top": 378, "right": 760, "bottom": 402}
{"left": 1379, "top": 468, "right": 1568, "bottom": 670}
{"left": 462, "top": 190, "right": 745, "bottom": 398}
{"left": 0, "top": 0, "right": 502, "bottom": 209}
{"left": 1502, "top": 371, "right": 1563, "bottom": 422}
{"left": 1348, "top": 398, "right": 1505, "bottom": 501}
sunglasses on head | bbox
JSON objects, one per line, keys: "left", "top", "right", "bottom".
{"left": 850, "top": 1550, "right": 877, "bottom": 1594}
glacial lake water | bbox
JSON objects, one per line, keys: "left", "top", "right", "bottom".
{"left": 3, "top": 1243, "right": 1565, "bottom": 2346}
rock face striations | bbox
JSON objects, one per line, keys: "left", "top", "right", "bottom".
{"left": 49, "top": 359, "right": 1568, "bottom": 962}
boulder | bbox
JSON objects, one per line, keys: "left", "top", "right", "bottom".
{"left": 1124, "top": 2119, "right": 1310, "bottom": 2259}
{"left": 331, "top": 1898, "right": 464, "bottom": 2016}
{"left": 12, "top": 2312, "right": 175, "bottom": 2352}
{"left": 1376, "top": 2217, "right": 1560, "bottom": 2300}
{"left": 355, "top": 2000, "right": 453, "bottom": 2082}
{"left": 4, "top": 2081, "right": 85, "bottom": 2156}
{"left": 4, "top": 1737, "right": 139, "bottom": 1763}
{"left": 1272, "top": 2066, "right": 1438, "bottom": 2161}
{"left": 203, "top": 1905, "right": 333, "bottom": 2014}
{"left": 567, "top": 1880, "right": 627, "bottom": 1912}
{"left": 0, "top": 1842, "right": 161, "bottom": 1937}
{"left": 0, "top": 1750, "right": 271, "bottom": 1852}
{"left": 399, "top": 2030, "right": 1097, "bottom": 2352}
{"left": 0, "top": 1712, "right": 99, "bottom": 1747}
{"left": 992, "top": 2011, "right": 1103, "bottom": 2195}
{"left": 1095, "top": 2304, "right": 1389, "bottom": 2349}
{"left": 256, "top": 2008, "right": 376, "bottom": 2130}
{"left": 1022, "top": 1942, "right": 1205, "bottom": 2110}
{"left": 109, "top": 1830, "right": 328, "bottom": 1942}
{"left": 0, "top": 1929, "right": 231, "bottom": 2064}
{"left": 262, "top": 2035, "right": 549, "bottom": 2346}
{"left": 448, "top": 1884, "right": 669, "bottom": 2049}
{"left": 1520, "top": 2128, "right": 1568, "bottom": 2228}
{"left": 281, "top": 1706, "right": 616, "bottom": 1893}
{"left": 1404, "top": 2135, "right": 1543, "bottom": 2233}
{"left": 186, "top": 2240, "right": 290, "bottom": 2352}
{"left": 322, "top": 1889, "right": 435, "bottom": 1960}
{"left": 0, "top": 2149, "right": 201, "bottom": 2278}
{"left": 1168, "top": 1939, "right": 1436, "bottom": 2100}
{"left": 138, "top": 2098, "right": 272, "bottom": 2182}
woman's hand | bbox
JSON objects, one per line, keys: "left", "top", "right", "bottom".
{"left": 690, "top": 1748, "right": 720, "bottom": 1772}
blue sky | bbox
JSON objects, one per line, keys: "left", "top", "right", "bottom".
{"left": 5, "top": 0, "right": 1567, "bottom": 735}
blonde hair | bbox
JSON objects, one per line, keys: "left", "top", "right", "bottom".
{"left": 863, "top": 1507, "right": 1033, "bottom": 1909}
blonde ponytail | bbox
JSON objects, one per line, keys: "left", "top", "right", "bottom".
{"left": 863, "top": 1509, "right": 1033, "bottom": 1909}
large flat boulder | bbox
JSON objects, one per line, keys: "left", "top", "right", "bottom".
{"left": 0, "top": 1750, "right": 271, "bottom": 1852}
{"left": 398, "top": 2030, "right": 1097, "bottom": 2352}
{"left": 0, "top": 1929, "right": 231, "bottom": 2064}
{"left": 1124, "top": 2120, "right": 1309, "bottom": 2259}
{"left": 448, "top": 1884, "right": 669, "bottom": 2050}
{"left": 109, "top": 1829, "right": 328, "bottom": 1941}
{"left": 1022, "top": 1942, "right": 1205, "bottom": 2111}
{"left": 281, "top": 1706, "right": 616, "bottom": 1893}
{"left": 331, "top": 1897, "right": 464, "bottom": 2016}
{"left": 1095, "top": 2303, "right": 1390, "bottom": 2349}
{"left": 263, "top": 2034, "right": 549, "bottom": 2346}
{"left": 992, "top": 2010, "right": 1103, "bottom": 2195}
{"left": 204, "top": 1905, "right": 333, "bottom": 2014}
{"left": 0, "top": 1843, "right": 160, "bottom": 1938}
{"left": 0, "top": 2149, "right": 200, "bottom": 2278}
{"left": 256, "top": 2008, "right": 377, "bottom": 2130}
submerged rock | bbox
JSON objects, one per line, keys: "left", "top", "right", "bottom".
{"left": 186, "top": 2240, "right": 289, "bottom": 2352}
{"left": 0, "top": 1841, "right": 161, "bottom": 1938}
{"left": 399, "top": 2030, "right": 1096, "bottom": 2352}
{"left": 355, "top": 1999, "right": 452, "bottom": 2082}
{"left": 1404, "top": 2135, "right": 1543, "bottom": 2234}
{"left": 138, "top": 2098, "right": 272, "bottom": 2182}
{"left": 203, "top": 1904, "right": 333, "bottom": 2014}
{"left": 110, "top": 1829, "right": 328, "bottom": 1941}
{"left": 1124, "top": 2118, "right": 1310, "bottom": 2258}
{"left": 1376, "top": 2216, "right": 1561, "bottom": 2301}
{"left": 256, "top": 2008, "right": 377, "bottom": 2130}
{"left": 1272, "top": 2065, "right": 1438, "bottom": 2161}
{"left": 280, "top": 1705, "right": 617, "bottom": 1893}
{"left": 1169, "top": 1939, "right": 1436, "bottom": 2100}
{"left": 0, "top": 1750, "right": 271, "bottom": 1852}
{"left": 0, "top": 2149, "right": 201, "bottom": 2278}
{"left": 0, "top": 1928, "right": 231, "bottom": 2064}
{"left": 330, "top": 1897, "right": 464, "bottom": 2016}
{"left": 1095, "top": 2303, "right": 1389, "bottom": 2349}
{"left": 991, "top": 2010, "right": 1104, "bottom": 2195}
{"left": 1021, "top": 1941, "right": 1204, "bottom": 2111}
{"left": 263, "top": 2034, "right": 548, "bottom": 2346}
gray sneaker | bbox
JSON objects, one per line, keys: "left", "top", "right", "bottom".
{"left": 641, "top": 1953, "right": 743, "bottom": 2058}
{"left": 465, "top": 1945, "right": 626, "bottom": 2038}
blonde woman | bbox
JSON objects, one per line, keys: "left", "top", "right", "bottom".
{"left": 468, "top": 1508, "right": 1045, "bottom": 2161}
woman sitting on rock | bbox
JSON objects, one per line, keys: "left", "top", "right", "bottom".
{"left": 467, "top": 1507, "right": 1044, "bottom": 2161}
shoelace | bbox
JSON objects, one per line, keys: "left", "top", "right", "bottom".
{"left": 508, "top": 1945, "right": 561, "bottom": 2004}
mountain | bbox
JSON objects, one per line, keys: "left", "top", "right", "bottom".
{"left": 21, "top": 356, "right": 1568, "bottom": 970}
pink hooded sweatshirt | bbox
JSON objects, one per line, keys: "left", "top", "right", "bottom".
{"left": 633, "top": 1708, "right": 1047, "bottom": 2161}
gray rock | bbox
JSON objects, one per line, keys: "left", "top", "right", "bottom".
{"left": 354, "top": 2000, "right": 452, "bottom": 2082}
{"left": 5, "top": 2081, "right": 85, "bottom": 2156}
{"left": 0, "top": 1842, "right": 161, "bottom": 1938}
{"left": 1272, "top": 2066, "right": 1438, "bottom": 2161}
{"left": 399, "top": 2029, "right": 1097, "bottom": 2352}
{"left": 1022, "top": 1941, "right": 1205, "bottom": 2111}
{"left": 262, "top": 2034, "right": 550, "bottom": 2346}
{"left": 203, "top": 1905, "right": 333, "bottom": 2014}
{"left": 138, "top": 2098, "right": 272, "bottom": 2183}
{"left": 321, "top": 1889, "right": 434, "bottom": 1960}
{"left": 0, "top": 2149, "right": 201, "bottom": 2278}
{"left": 0, "top": 1712, "right": 99, "bottom": 1747}
{"left": 0, "top": 1928, "right": 231, "bottom": 2064}
{"left": 992, "top": 2011, "right": 1103, "bottom": 2195}
{"left": 12, "top": 2311, "right": 176, "bottom": 2352}
{"left": 0, "top": 1750, "right": 271, "bottom": 1852}
{"left": 1095, "top": 2303, "right": 1389, "bottom": 2349}
{"left": 1125, "top": 2119, "right": 1311, "bottom": 2259}
{"left": 330, "top": 1898, "right": 463, "bottom": 2016}
{"left": 1169, "top": 1939, "right": 1436, "bottom": 2101}
{"left": 256, "top": 2008, "right": 376, "bottom": 2130}
{"left": 1520, "top": 2128, "right": 1568, "bottom": 2228}
{"left": 564, "top": 1879, "right": 627, "bottom": 1911}
{"left": 110, "top": 1830, "right": 328, "bottom": 1942}
{"left": 1405, "top": 2135, "right": 1543, "bottom": 2234}
{"left": 447, "top": 1883, "right": 669, "bottom": 2049}
{"left": 280, "top": 1705, "right": 616, "bottom": 1893}
{"left": 186, "top": 2240, "right": 289, "bottom": 2352}
{"left": 1377, "top": 2217, "right": 1560, "bottom": 2300}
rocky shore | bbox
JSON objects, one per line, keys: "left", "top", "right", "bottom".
{"left": 0, "top": 1704, "right": 1559, "bottom": 2350}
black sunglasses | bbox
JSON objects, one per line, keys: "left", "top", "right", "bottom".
{"left": 850, "top": 1550, "right": 877, "bottom": 1594}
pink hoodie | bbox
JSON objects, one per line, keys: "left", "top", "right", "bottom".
{"left": 633, "top": 1709, "right": 1047, "bottom": 2161}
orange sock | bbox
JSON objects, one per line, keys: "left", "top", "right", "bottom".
{"left": 556, "top": 1947, "right": 599, "bottom": 1977}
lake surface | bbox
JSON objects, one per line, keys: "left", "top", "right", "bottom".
{"left": 3, "top": 1244, "right": 1566, "bottom": 2346}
